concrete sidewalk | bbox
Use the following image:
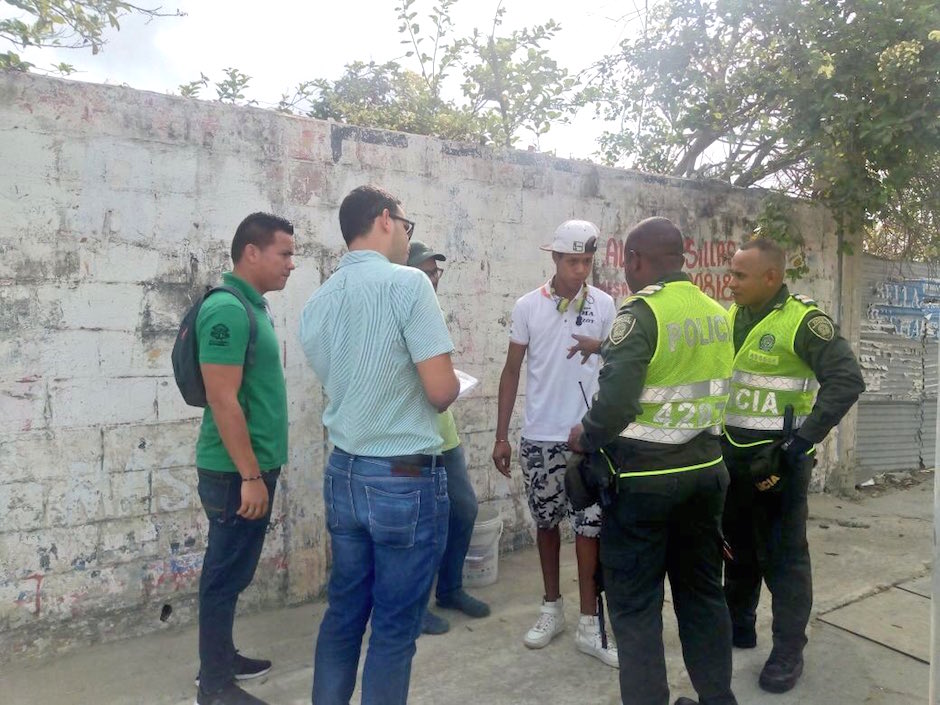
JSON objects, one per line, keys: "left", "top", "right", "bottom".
{"left": 1, "top": 477, "right": 933, "bottom": 705}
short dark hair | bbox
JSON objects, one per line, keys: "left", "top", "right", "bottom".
{"left": 741, "top": 237, "right": 787, "bottom": 272}
{"left": 232, "top": 212, "right": 294, "bottom": 263}
{"left": 339, "top": 185, "right": 402, "bottom": 245}
{"left": 626, "top": 217, "right": 685, "bottom": 272}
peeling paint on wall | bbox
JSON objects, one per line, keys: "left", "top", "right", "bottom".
{"left": 857, "top": 256, "right": 940, "bottom": 481}
{"left": 867, "top": 278, "right": 940, "bottom": 340}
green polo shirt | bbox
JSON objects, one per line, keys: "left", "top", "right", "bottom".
{"left": 195, "top": 272, "right": 288, "bottom": 472}
{"left": 438, "top": 410, "right": 460, "bottom": 452}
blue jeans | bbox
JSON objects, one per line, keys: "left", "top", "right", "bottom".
{"left": 197, "top": 468, "right": 280, "bottom": 694}
{"left": 312, "top": 450, "right": 449, "bottom": 705}
{"left": 435, "top": 445, "right": 478, "bottom": 598}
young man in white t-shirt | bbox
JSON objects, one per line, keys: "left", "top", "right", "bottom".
{"left": 492, "top": 220, "right": 618, "bottom": 668}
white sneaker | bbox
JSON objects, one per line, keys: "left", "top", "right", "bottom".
{"left": 575, "top": 614, "right": 619, "bottom": 668}
{"left": 523, "top": 597, "right": 566, "bottom": 648}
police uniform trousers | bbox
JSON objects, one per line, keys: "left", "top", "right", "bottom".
{"left": 601, "top": 462, "right": 737, "bottom": 705}
{"left": 721, "top": 440, "right": 813, "bottom": 656}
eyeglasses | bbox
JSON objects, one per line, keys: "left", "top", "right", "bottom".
{"left": 422, "top": 267, "right": 444, "bottom": 280}
{"left": 390, "top": 214, "right": 416, "bottom": 239}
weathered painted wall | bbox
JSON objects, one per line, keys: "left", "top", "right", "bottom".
{"left": 0, "top": 71, "right": 853, "bottom": 660}
{"left": 856, "top": 255, "right": 940, "bottom": 482}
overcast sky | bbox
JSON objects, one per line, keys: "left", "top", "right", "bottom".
{"left": 16, "top": 0, "right": 648, "bottom": 159}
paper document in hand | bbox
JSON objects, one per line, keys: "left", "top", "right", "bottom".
{"left": 455, "top": 370, "right": 479, "bottom": 399}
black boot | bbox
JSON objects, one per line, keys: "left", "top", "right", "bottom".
{"left": 673, "top": 698, "right": 698, "bottom": 705}
{"left": 759, "top": 648, "right": 804, "bottom": 693}
{"left": 732, "top": 624, "right": 757, "bottom": 649}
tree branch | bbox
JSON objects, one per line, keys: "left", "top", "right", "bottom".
{"left": 671, "top": 129, "right": 718, "bottom": 177}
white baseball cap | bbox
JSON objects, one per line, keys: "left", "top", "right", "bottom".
{"left": 539, "top": 220, "right": 600, "bottom": 254}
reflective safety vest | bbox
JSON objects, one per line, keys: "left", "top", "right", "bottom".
{"left": 618, "top": 281, "right": 734, "bottom": 449}
{"left": 725, "top": 295, "right": 819, "bottom": 434}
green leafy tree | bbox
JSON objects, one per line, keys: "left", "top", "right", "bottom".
{"left": 589, "top": 0, "right": 940, "bottom": 251}
{"left": 864, "top": 157, "right": 940, "bottom": 260}
{"left": 1, "top": 1, "right": 182, "bottom": 72}
{"left": 275, "top": 60, "right": 480, "bottom": 140}
{"left": 183, "top": 0, "right": 576, "bottom": 148}
{"left": 459, "top": 2, "right": 576, "bottom": 147}
{"left": 396, "top": 0, "right": 463, "bottom": 100}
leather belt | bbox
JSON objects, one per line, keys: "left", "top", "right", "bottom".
{"left": 333, "top": 448, "right": 439, "bottom": 476}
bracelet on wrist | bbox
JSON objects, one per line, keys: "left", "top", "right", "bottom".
{"left": 495, "top": 439, "right": 510, "bottom": 444}
{"left": 242, "top": 475, "right": 263, "bottom": 482}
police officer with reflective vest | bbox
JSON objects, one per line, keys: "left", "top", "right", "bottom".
{"left": 569, "top": 217, "right": 738, "bottom": 705}
{"left": 722, "top": 238, "right": 865, "bottom": 694}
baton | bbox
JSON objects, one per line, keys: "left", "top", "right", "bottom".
{"left": 783, "top": 404, "right": 795, "bottom": 440}
{"left": 578, "top": 381, "right": 591, "bottom": 409}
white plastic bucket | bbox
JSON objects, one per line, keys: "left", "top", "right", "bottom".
{"left": 462, "top": 505, "right": 503, "bottom": 588}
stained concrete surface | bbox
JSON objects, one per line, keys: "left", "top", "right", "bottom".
{"left": 0, "top": 479, "right": 932, "bottom": 705}
{"left": 820, "top": 588, "right": 930, "bottom": 663}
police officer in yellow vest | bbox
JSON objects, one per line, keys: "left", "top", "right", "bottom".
{"left": 723, "top": 238, "right": 865, "bottom": 694}
{"left": 569, "top": 218, "right": 738, "bottom": 705}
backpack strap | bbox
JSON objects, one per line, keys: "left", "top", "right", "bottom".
{"left": 204, "top": 285, "right": 258, "bottom": 367}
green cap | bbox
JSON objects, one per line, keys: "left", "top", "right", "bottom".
{"left": 407, "top": 240, "right": 447, "bottom": 268}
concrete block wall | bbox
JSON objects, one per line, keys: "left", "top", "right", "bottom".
{"left": 0, "top": 71, "right": 851, "bottom": 661}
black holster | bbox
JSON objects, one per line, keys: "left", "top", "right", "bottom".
{"left": 565, "top": 450, "right": 615, "bottom": 511}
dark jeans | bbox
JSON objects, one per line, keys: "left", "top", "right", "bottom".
{"left": 312, "top": 449, "right": 449, "bottom": 705}
{"left": 434, "top": 445, "right": 478, "bottom": 599}
{"left": 722, "top": 441, "right": 813, "bottom": 655}
{"left": 197, "top": 467, "right": 280, "bottom": 694}
{"left": 601, "top": 463, "right": 737, "bottom": 705}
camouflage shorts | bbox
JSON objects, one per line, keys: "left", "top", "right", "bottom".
{"left": 519, "top": 438, "right": 601, "bottom": 537}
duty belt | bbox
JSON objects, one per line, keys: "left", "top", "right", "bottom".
{"left": 603, "top": 451, "right": 725, "bottom": 478}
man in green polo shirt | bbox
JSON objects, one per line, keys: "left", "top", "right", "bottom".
{"left": 194, "top": 212, "right": 295, "bottom": 705}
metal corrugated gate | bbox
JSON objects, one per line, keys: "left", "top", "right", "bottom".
{"left": 857, "top": 256, "right": 940, "bottom": 483}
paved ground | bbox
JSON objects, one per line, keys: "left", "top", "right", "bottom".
{"left": 1, "top": 476, "right": 933, "bottom": 705}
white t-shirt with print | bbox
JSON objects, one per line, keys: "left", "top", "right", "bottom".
{"left": 510, "top": 282, "right": 617, "bottom": 442}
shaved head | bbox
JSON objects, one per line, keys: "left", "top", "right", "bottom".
{"left": 623, "top": 217, "right": 686, "bottom": 292}
{"left": 728, "top": 237, "right": 787, "bottom": 310}
{"left": 625, "top": 217, "right": 684, "bottom": 260}
{"left": 740, "top": 237, "right": 787, "bottom": 272}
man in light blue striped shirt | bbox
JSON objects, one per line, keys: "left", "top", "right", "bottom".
{"left": 299, "top": 185, "right": 459, "bottom": 705}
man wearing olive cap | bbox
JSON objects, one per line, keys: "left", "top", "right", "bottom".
{"left": 407, "top": 240, "right": 491, "bottom": 635}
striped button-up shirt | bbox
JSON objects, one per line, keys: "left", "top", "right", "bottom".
{"left": 299, "top": 250, "right": 455, "bottom": 456}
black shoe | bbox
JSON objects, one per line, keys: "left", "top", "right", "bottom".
{"left": 759, "top": 648, "right": 804, "bottom": 693}
{"left": 732, "top": 625, "right": 757, "bottom": 649}
{"left": 674, "top": 698, "right": 698, "bottom": 705}
{"left": 195, "top": 653, "right": 272, "bottom": 686}
{"left": 421, "top": 610, "right": 451, "bottom": 635}
{"left": 436, "top": 589, "right": 491, "bottom": 618}
{"left": 195, "top": 682, "right": 270, "bottom": 705}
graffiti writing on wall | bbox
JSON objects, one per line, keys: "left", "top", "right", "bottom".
{"left": 868, "top": 278, "right": 940, "bottom": 339}
{"left": 596, "top": 237, "right": 739, "bottom": 301}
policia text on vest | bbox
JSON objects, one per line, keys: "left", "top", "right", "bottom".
{"left": 664, "top": 313, "right": 731, "bottom": 352}
{"left": 724, "top": 295, "right": 820, "bottom": 434}
{"left": 580, "top": 277, "right": 734, "bottom": 472}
